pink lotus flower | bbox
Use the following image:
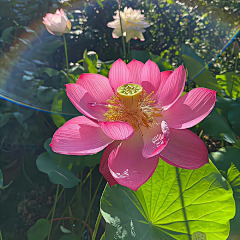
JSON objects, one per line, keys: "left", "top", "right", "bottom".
{"left": 50, "top": 59, "right": 216, "bottom": 191}
{"left": 42, "top": 9, "right": 71, "bottom": 36}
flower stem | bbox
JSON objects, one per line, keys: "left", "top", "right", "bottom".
{"left": 92, "top": 210, "right": 102, "bottom": 240}
{"left": 48, "top": 184, "right": 60, "bottom": 240}
{"left": 231, "top": 55, "right": 238, "bottom": 97}
{"left": 63, "top": 34, "right": 69, "bottom": 75}
{"left": 128, "top": 40, "right": 131, "bottom": 56}
{"left": 0, "top": 230, "right": 3, "bottom": 240}
{"left": 80, "top": 176, "right": 103, "bottom": 237}
{"left": 89, "top": 168, "right": 92, "bottom": 225}
{"left": 52, "top": 167, "right": 95, "bottom": 236}
{"left": 118, "top": 4, "right": 126, "bottom": 59}
{"left": 46, "top": 187, "right": 64, "bottom": 220}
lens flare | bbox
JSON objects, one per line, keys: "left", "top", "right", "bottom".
{"left": 0, "top": 0, "right": 239, "bottom": 115}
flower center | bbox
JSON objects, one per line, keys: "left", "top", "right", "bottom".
{"left": 104, "top": 84, "right": 162, "bottom": 132}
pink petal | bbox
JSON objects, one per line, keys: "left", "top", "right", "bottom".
{"left": 127, "top": 60, "right": 144, "bottom": 85}
{"left": 159, "top": 128, "right": 209, "bottom": 169}
{"left": 158, "top": 65, "right": 186, "bottom": 109}
{"left": 154, "top": 70, "right": 172, "bottom": 101}
{"left": 66, "top": 84, "right": 107, "bottom": 120}
{"left": 77, "top": 73, "right": 114, "bottom": 103}
{"left": 140, "top": 60, "right": 161, "bottom": 94}
{"left": 108, "top": 132, "right": 159, "bottom": 191}
{"left": 46, "top": 27, "right": 57, "bottom": 36}
{"left": 50, "top": 116, "right": 113, "bottom": 155}
{"left": 99, "top": 141, "right": 121, "bottom": 187}
{"left": 99, "top": 121, "right": 134, "bottom": 140}
{"left": 162, "top": 88, "right": 216, "bottom": 129}
{"left": 142, "top": 121, "right": 170, "bottom": 158}
{"left": 108, "top": 59, "right": 131, "bottom": 91}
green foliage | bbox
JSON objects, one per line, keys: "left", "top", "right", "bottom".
{"left": 83, "top": 50, "right": 98, "bottom": 73}
{"left": 59, "top": 234, "right": 79, "bottom": 240}
{"left": 181, "top": 54, "right": 222, "bottom": 92}
{"left": 199, "top": 97, "right": 240, "bottom": 143}
{"left": 0, "top": 113, "right": 12, "bottom": 128}
{"left": 36, "top": 138, "right": 80, "bottom": 188}
{"left": 36, "top": 138, "right": 101, "bottom": 188}
{"left": 0, "top": 169, "right": 3, "bottom": 188}
{"left": 51, "top": 90, "right": 67, "bottom": 128}
{"left": 209, "top": 147, "right": 240, "bottom": 172}
{"left": 101, "top": 160, "right": 235, "bottom": 240}
{"left": 27, "top": 219, "right": 50, "bottom": 240}
{"left": 216, "top": 73, "right": 240, "bottom": 99}
{"left": 199, "top": 108, "right": 236, "bottom": 143}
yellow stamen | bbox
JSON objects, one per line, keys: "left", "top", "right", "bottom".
{"left": 104, "top": 84, "right": 162, "bottom": 132}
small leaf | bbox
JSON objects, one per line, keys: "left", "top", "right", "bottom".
{"left": 27, "top": 219, "right": 50, "bottom": 240}
{"left": 37, "top": 67, "right": 60, "bottom": 77}
{"left": 83, "top": 50, "right": 98, "bottom": 73}
{"left": 60, "top": 226, "right": 71, "bottom": 234}
{"left": 51, "top": 91, "right": 66, "bottom": 128}
{"left": 22, "top": 75, "right": 34, "bottom": 81}
{"left": 0, "top": 113, "right": 12, "bottom": 128}
{"left": 37, "top": 86, "right": 58, "bottom": 104}
{"left": 36, "top": 152, "right": 80, "bottom": 188}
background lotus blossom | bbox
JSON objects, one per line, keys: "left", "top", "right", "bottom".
{"left": 107, "top": 7, "right": 150, "bottom": 42}
{"left": 42, "top": 9, "right": 71, "bottom": 36}
{"left": 50, "top": 59, "right": 216, "bottom": 191}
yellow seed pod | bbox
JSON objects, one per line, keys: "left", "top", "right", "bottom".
{"left": 117, "top": 84, "right": 143, "bottom": 110}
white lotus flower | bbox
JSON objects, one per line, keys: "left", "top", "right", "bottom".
{"left": 107, "top": 7, "right": 150, "bottom": 42}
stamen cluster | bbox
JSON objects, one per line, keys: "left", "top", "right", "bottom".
{"left": 104, "top": 90, "right": 162, "bottom": 131}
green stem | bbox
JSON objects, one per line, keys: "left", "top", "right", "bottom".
{"left": 0, "top": 230, "right": 3, "bottom": 240}
{"left": 63, "top": 34, "right": 69, "bottom": 75}
{"left": 89, "top": 168, "right": 92, "bottom": 225}
{"left": 46, "top": 188, "right": 64, "bottom": 220}
{"left": 231, "top": 55, "right": 238, "bottom": 98}
{"left": 80, "top": 176, "right": 103, "bottom": 237}
{"left": 52, "top": 167, "right": 95, "bottom": 236}
{"left": 118, "top": 8, "right": 126, "bottom": 59}
{"left": 48, "top": 184, "right": 60, "bottom": 240}
{"left": 92, "top": 211, "right": 102, "bottom": 240}
{"left": 128, "top": 40, "right": 131, "bottom": 56}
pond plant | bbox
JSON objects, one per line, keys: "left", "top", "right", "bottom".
{"left": 0, "top": 0, "right": 239, "bottom": 240}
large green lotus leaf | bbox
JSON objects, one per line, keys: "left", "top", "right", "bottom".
{"left": 101, "top": 160, "right": 235, "bottom": 240}
{"left": 227, "top": 164, "right": 240, "bottom": 236}
{"left": 227, "top": 163, "right": 240, "bottom": 200}
{"left": 181, "top": 55, "right": 222, "bottom": 92}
